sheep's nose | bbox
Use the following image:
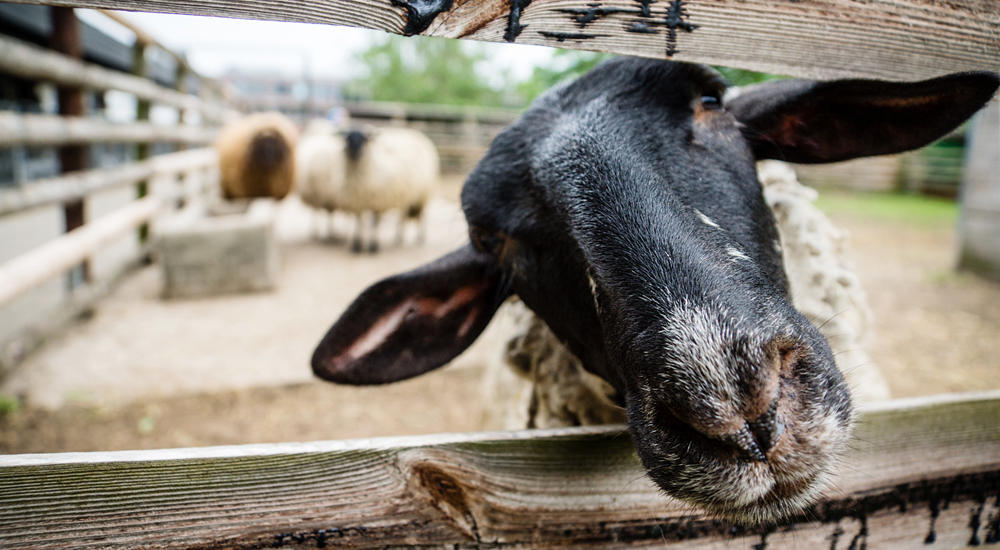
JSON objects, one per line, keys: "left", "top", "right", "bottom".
{"left": 721, "top": 400, "right": 784, "bottom": 462}
{"left": 720, "top": 337, "right": 799, "bottom": 461}
{"left": 748, "top": 399, "right": 784, "bottom": 452}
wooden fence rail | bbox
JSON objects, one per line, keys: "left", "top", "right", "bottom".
{"left": 5, "top": 0, "right": 999, "bottom": 82}
{"left": 0, "top": 5, "right": 227, "bottom": 291}
{"left": 1, "top": 3, "right": 997, "bottom": 549}
{"left": 0, "top": 112, "right": 217, "bottom": 147}
{"left": 0, "top": 34, "right": 231, "bottom": 122}
{"left": 0, "top": 195, "right": 161, "bottom": 309}
{"left": 0, "top": 148, "right": 214, "bottom": 216}
{"left": 0, "top": 391, "right": 997, "bottom": 549}
{"left": 346, "top": 100, "right": 521, "bottom": 125}
{"left": 342, "top": 100, "right": 518, "bottom": 174}
{"left": 95, "top": 8, "right": 230, "bottom": 101}
{"left": 0, "top": 147, "right": 216, "bottom": 310}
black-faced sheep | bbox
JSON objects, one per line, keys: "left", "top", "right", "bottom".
{"left": 310, "top": 59, "right": 999, "bottom": 523}
{"left": 486, "top": 160, "right": 892, "bottom": 433}
{"left": 216, "top": 112, "right": 299, "bottom": 200}
{"left": 296, "top": 125, "right": 439, "bottom": 252}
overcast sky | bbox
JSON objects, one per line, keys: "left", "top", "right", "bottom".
{"left": 78, "top": 10, "right": 556, "bottom": 83}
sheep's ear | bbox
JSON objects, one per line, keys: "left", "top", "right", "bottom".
{"left": 727, "top": 72, "right": 999, "bottom": 164}
{"left": 311, "top": 244, "right": 507, "bottom": 385}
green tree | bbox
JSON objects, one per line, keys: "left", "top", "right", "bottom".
{"left": 513, "top": 50, "right": 782, "bottom": 104}
{"left": 713, "top": 66, "right": 784, "bottom": 87}
{"left": 344, "top": 35, "right": 506, "bottom": 107}
{"left": 346, "top": 35, "right": 784, "bottom": 108}
{"left": 515, "top": 50, "right": 611, "bottom": 103}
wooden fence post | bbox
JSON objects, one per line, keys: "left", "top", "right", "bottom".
{"left": 957, "top": 101, "right": 1000, "bottom": 279}
{"left": 131, "top": 40, "right": 152, "bottom": 244}
{"left": 173, "top": 56, "right": 190, "bottom": 208}
{"left": 460, "top": 111, "right": 479, "bottom": 174}
{"left": 174, "top": 55, "right": 189, "bottom": 130}
{"left": 48, "top": 6, "right": 89, "bottom": 288}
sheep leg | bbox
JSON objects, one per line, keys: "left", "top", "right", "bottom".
{"left": 325, "top": 210, "right": 346, "bottom": 245}
{"left": 369, "top": 212, "right": 381, "bottom": 254}
{"left": 410, "top": 203, "right": 427, "bottom": 245}
{"left": 416, "top": 215, "right": 427, "bottom": 245}
{"left": 316, "top": 210, "right": 330, "bottom": 242}
{"left": 351, "top": 213, "right": 363, "bottom": 253}
{"left": 395, "top": 213, "right": 406, "bottom": 247}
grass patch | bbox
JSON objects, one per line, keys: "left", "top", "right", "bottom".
{"left": 814, "top": 190, "right": 958, "bottom": 227}
{"left": 0, "top": 394, "right": 21, "bottom": 417}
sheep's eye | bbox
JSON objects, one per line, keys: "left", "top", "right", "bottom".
{"left": 471, "top": 227, "right": 506, "bottom": 256}
{"left": 700, "top": 93, "right": 722, "bottom": 110}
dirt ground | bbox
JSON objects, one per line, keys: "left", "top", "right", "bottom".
{"left": 828, "top": 213, "right": 1000, "bottom": 398}
{"left": 1, "top": 187, "right": 998, "bottom": 455}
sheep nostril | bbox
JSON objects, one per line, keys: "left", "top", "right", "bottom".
{"left": 720, "top": 424, "right": 767, "bottom": 462}
{"left": 717, "top": 400, "right": 784, "bottom": 461}
{"left": 748, "top": 399, "right": 783, "bottom": 453}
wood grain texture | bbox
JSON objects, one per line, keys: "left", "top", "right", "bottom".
{"left": 0, "top": 391, "right": 998, "bottom": 548}
{"left": 5, "top": 0, "right": 999, "bottom": 81}
{"left": 0, "top": 195, "right": 162, "bottom": 309}
{"left": 0, "top": 148, "right": 215, "bottom": 216}
{"left": 0, "top": 112, "right": 217, "bottom": 147}
{"left": 0, "top": 34, "right": 229, "bottom": 120}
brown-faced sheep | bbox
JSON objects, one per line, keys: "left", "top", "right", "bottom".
{"left": 216, "top": 112, "right": 299, "bottom": 200}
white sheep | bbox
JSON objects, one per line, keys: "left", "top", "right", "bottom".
{"left": 295, "top": 131, "right": 345, "bottom": 238}
{"left": 484, "top": 160, "right": 891, "bottom": 430}
{"left": 481, "top": 299, "right": 626, "bottom": 430}
{"left": 295, "top": 125, "right": 440, "bottom": 252}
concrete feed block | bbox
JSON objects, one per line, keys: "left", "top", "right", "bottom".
{"left": 158, "top": 200, "right": 278, "bottom": 298}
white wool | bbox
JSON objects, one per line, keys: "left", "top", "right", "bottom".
{"left": 484, "top": 160, "right": 890, "bottom": 430}
{"left": 302, "top": 118, "right": 340, "bottom": 137}
{"left": 296, "top": 133, "right": 345, "bottom": 213}
{"left": 757, "top": 160, "right": 891, "bottom": 403}
{"left": 296, "top": 127, "right": 439, "bottom": 218}
{"left": 338, "top": 127, "right": 439, "bottom": 216}
{"left": 481, "top": 300, "right": 625, "bottom": 430}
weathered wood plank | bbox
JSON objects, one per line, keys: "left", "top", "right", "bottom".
{"left": 50, "top": 6, "right": 91, "bottom": 288}
{"left": 93, "top": 9, "right": 231, "bottom": 100}
{"left": 0, "top": 195, "right": 162, "bottom": 309}
{"left": 0, "top": 34, "right": 230, "bottom": 121}
{"left": 0, "top": 148, "right": 215, "bottom": 216}
{"left": 0, "top": 391, "right": 997, "bottom": 548}
{"left": 958, "top": 101, "right": 1000, "bottom": 279}
{"left": 5, "top": 0, "right": 999, "bottom": 81}
{"left": 0, "top": 249, "right": 148, "bottom": 377}
{"left": 0, "top": 112, "right": 217, "bottom": 147}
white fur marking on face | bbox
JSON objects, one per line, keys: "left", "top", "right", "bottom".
{"left": 694, "top": 208, "right": 721, "bottom": 229}
{"left": 773, "top": 239, "right": 782, "bottom": 255}
{"left": 587, "top": 272, "right": 604, "bottom": 314}
{"left": 727, "top": 246, "right": 751, "bottom": 261}
{"left": 658, "top": 300, "right": 747, "bottom": 418}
